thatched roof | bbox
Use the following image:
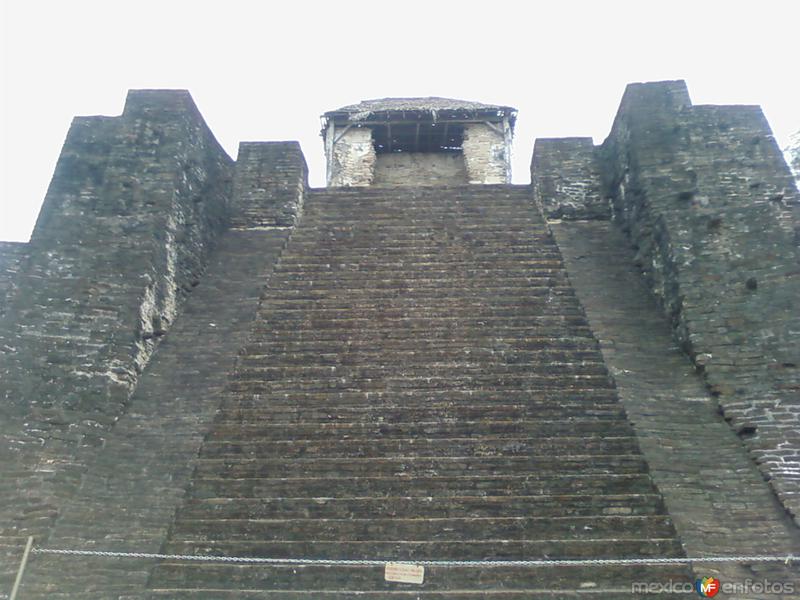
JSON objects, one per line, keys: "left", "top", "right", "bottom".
{"left": 323, "top": 97, "right": 517, "bottom": 129}
{"left": 335, "top": 97, "right": 512, "bottom": 113}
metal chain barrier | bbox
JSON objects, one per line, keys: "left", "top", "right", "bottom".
{"left": 9, "top": 543, "right": 794, "bottom": 600}
{"left": 30, "top": 546, "right": 795, "bottom": 567}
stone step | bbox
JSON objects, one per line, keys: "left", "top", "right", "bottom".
{"left": 245, "top": 340, "right": 600, "bottom": 354}
{"left": 271, "top": 269, "right": 567, "bottom": 279}
{"left": 176, "top": 494, "right": 664, "bottom": 520}
{"left": 281, "top": 234, "right": 552, "bottom": 243}
{"left": 268, "top": 276, "right": 566, "bottom": 288}
{"left": 304, "top": 198, "right": 538, "bottom": 205}
{"left": 285, "top": 228, "right": 549, "bottom": 236}
{"left": 257, "top": 303, "right": 581, "bottom": 316}
{"left": 227, "top": 384, "right": 615, "bottom": 399}
{"left": 296, "top": 200, "right": 540, "bottom": 210}
{"left": 227, "top": 377, "right": 612, "bottom": 393}
{"left": 256, "top": 297, "right": 580, "bottom": 310}
{"left": 270, "top": 269, "right": 570, "bottom": 280}
{"left": 225, "top": 378, "right": 612, "bottom": 395}
{"left": 290, "top": 219, "right": 544, "bottom": 228}
{"left": 231, "top": 364, "right": 609, "bottom": 381}
{"left": 279, "top": 245, "right": 561, "bottom": 256}
{"left": 214, "top": 405, "right": 626, "bottom": 423}
{"left": 301, "top": 203, "right": 542, "bottom": 213}
{"left": 244, "top": 327, "right": 597, "bottom": 343}
{"left": 188, "top": 473, "right": 659, "bottom": 500}
{"left": 297, "top": 219, "right": 545, "bottom": 228}
{"left": 303, "top": 203, "right": 539, "bottom": 211}
{"left": 244, "top": 340, "right": 596, "bottom": 353}
{"left": 294, "top": 227, "right": 548, "bottom": 237}
{"left": 190, "top": 455, "right": 646, "bottom": 479}
{"left": 283, "top": 235, "right": 553, "bottom": 247}
{"left": 203, "top": 419, "right": 629, "bottom": 441}
{"left": 163, "top": 537, "right": 681, "bottom": 562}
{"left": 304, "top": 202, "right": 540, "bottom": 210}
{"left": 261, "top": 291, "right": 574, "bottom": 302}
{"left": 301, "top": 212, "right": 545, "bottom": 220}
{"left": 296, "top": 210, "right": 500, "bottom": 220}
{"left": 261, "top": 287, "right": 577, "bottom": 300}
{"left": 198, "top": 436, "right": 640, "bottom": 459}
{"left": 237, "top": 338, "right": 600, "bottom": 354}
{"left": 305, "top": 201, "right": 541, "bottom": 208}
{"left": 260, "top": 288, "right": 574, "bottom": 300}
{"left": 277, "top": 250, "right": 557, "bottom": 260}
{"left": 147, "top": 562, "right": 691, "bottom": 592}
{"left": 273, "top": 263, "right": 561, "bottom": 272}
{"left": 275, "top": 252, "right": 559, "bottom": 262}
{"left": 304, "top": 195, "right": 536, "bottom": 205}
{"left": 307, "top": 195, "right": 535, "bottom": 204}
{"left": 235, "top": 348, "right": 602, "bottom": 365}
{"left": 280, "top": 241, "right": 554, "bottom": 251}
{"left": 304, "top": 203, "right": 544, "bottom": 212}
{"left": 253, "top": 314, "right": 589, "bottom": 328}
{"left": 299, "top": 206, "right": 540, "bottom": 215}
{"left": 233, "top": 359, "right": 604, "bottom": 373}
{"left": 226, "top": 389, "right": 620, "bottom": 409}
{"left": 259, "top": 290, "right": 578, "bottom": 306}
{"left": 309, "top": 184, "right": 529, "bottom": 192}
{"left": 296, "top": 221, "right": 546, "bottom": 229}
{"left": 288, "top": 222, "right": 547, "bottom": 232}
{"left": 167, "top": 515, "right": 676, "bottom": 543}
{"left": 146, "top": 591, "right": 683, "bottom": 599}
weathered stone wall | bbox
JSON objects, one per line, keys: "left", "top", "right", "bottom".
{"left": 600, "top": 80, "right": 800, "bottom": 519}
{"left": 531, "top": 137, "right": 607, "bottom": 219}
{"left": 330, "top": 126, "right": 375, "bottom": 186}
{"left": 231, "top": 141, "right": 308, "bottom": 227}
{"left": 20, "top": 228, "right": 294, "bottom": 599}
{"left": 786, "top": 131, "right": 800, "bottom": 187}
{"left": 373, "top": 152, "right": 468, "bottom": 185}
{"left": 462, "top": 123, "right": 508, "bottom": 184}
{"left": 0, "top": 89, "right": 233, "bottom": 577}
{"left": 0, "top": 241, "right": 28, "bottom": 320}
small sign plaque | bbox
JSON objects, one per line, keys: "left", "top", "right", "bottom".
{"left": 384, "top": 562, "right": 425, "bottom": 584}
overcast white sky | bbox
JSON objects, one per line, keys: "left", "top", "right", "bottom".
{"left": 1, "top": 0, "right": 798, "bottom": 242}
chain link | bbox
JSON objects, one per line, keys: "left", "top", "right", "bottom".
{"left": 30, "top": 547, "right": 795, "bottom": 567}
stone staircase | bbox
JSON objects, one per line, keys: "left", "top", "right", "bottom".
{"left": 147, "top": 185, "right": 691, "bottom": 597}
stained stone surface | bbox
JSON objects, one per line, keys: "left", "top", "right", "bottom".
{"left": 0, "top": 90, "right": 236, "bottom": 593}
{"left": 553, "top": 219, "right": 800, "bottom": 598}
{"left": 600, "top": 81, "right": 800, "bottom": 520}
{"left": 373, "top": 152, "right": 468, "bottom": 186}
{"left": 532, "top": 137, "right": 606, "bottom": 220}
{"left": 3, "top": 131, "right": 308, "bottom": 600}
{"left": 329, "top": 127, "right": 375, "bottom": 187}
{"left": 0, "top": 242, "right": 27, "bottom": 319}
{"left": 17, "top": 228, "right": 291, "bottom": 599}
{"left": 462, "top": 123, "right": 508, "bottom": 183}
{"left": 785, "top": 131, "right": 800, "bottom": 185}
{"left": 231, "top": 141, "right": 308, "bottom": 228}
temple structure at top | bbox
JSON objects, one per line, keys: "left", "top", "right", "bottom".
{"left": 321, "top": 97, "right": 516, "bottom": 186}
